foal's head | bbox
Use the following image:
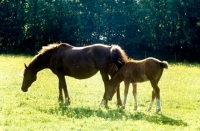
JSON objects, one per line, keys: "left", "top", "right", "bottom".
{"left": 21, "top": 64, "right": 37, "bottom": 92}
{"left": 106, "top": 84, "right": 117, "bottom": 101}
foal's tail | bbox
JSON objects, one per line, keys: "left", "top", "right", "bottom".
{"left": 160, "top": 61, "right": 168, "bottom": 69}
{"left": 110, "top": 45, "right": 129, "bottom": 69}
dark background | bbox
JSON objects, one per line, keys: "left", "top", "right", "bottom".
{"left": 1, "top": 0, "right": 200, "bottom": 61}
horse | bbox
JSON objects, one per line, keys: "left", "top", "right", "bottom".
{"left": 106, "top": 57, "right": 168, "bottom": 113}
{"left": 21, "top": 43, "right": 128, "bottom": 106}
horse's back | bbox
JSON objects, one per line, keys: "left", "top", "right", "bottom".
{"left": 85, "top": 44, "right": 114, "bottom": 66}
{"left": 50, "top": 43, "right": 113, "bottom": 79}
{"left": 144, "top": 57, "right": 167, "bottom": 80}
{"left": 119, "top": 61, "right": 146, "bottom": 82}
{"left": 120, "top": 57, "right": 167, "bottom": 82}
{"left": 70, "top": 44, "right": 112, "bottom": 64}
{"left": 53, "top": 43, "right": 110, "bottom": 59}
{"left": 145, "top": 57, "right": 168, "bottom": 69}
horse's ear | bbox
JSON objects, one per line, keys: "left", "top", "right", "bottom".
{"left": 24, "top": 63, "right": 28, "bottom": 68}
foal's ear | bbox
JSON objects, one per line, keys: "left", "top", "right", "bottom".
{"left": 24, "top": 63, "right": 28, "bottom": 68}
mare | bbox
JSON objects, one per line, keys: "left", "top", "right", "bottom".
{"left": 106, "top": 57, "right": 168, "bottom": 113}
{"left": 21, "top": 43, "right": 128, "bottom": 105}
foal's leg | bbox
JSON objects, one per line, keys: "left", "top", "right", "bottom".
{"left": 132, "top": 83, "right": 138, "bottom": 110}
{"left": 58, "top": 75, "right": 70, "bottom": 105}
{"left": 116, "top": 85, "right": 122, "bottom": 106}
{"left": 123, "top": 80, "right": 130, "bottom": 108}
{"left": 110, "top": 71, "right": 122, "bottom": 106}
{"left": 149, "top": 80, "right": 161, "bottom": 113}
{"left": 148, "top": 90, "right": 156, "bottom": 111}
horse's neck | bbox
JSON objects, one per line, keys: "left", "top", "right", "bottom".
{"left": 29, "top": 52, "right": 52, "bottom": 73}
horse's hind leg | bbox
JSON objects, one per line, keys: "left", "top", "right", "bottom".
{"left": 149, "top": 80, "right": 161, "bottom": 113}
{"left": 58, "top": 84, "right": 64, "bottom": 102}
{"left": 148, "top": 90, "right": 156, "bottom": 111}
{"left": 132, "top": 83, "right": 138, "bottom": 110}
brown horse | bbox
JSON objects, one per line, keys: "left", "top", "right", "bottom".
{"left": 21, "top": 43, "right": 128, "bottom": 105}
{"left": 106, "top": 57, "right": 168, "bottom": 113}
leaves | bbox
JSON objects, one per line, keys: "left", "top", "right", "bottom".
{"left": 0, "top": 0, "right": 200, "bottom": 61}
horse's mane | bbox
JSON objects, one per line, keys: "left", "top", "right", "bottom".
{"left": 38, "top": 43, "right": 59, "bottom": 55}
{"left": 38, "top": 43, "right": 73, "bottom": 55}
{"left": 28, "top": 43, "right": 72, "bottom": 68}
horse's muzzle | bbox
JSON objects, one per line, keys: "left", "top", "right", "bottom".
{"left": 21, "top": 86, "right": 28, "bottom": 92}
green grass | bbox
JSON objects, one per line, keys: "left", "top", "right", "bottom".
{"left": 1, "top": 55, "right": 200, "bottom": 131}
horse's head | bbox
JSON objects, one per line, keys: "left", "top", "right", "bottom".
{"left": 106, "top": 84, "right": 117, "bottom": 101}
{"left": 21, "top": 64, "right": 37, "bottom": 92}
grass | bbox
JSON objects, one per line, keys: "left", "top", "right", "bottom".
{"left": 0, "top": 55, "right": 200, "bottom": 131}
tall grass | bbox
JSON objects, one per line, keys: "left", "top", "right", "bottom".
{"left": 0, "top": 55, "right": 200, "bottom": 130}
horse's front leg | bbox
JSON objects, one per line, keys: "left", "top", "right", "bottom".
{"left": 122, "top": 80, "right": 130, "bottom": 108}
{"left": 132, "top": 83, "right": 138, "bottom": 110}
{"left": 58, "top": 75, "right": 70, "bottom": 105}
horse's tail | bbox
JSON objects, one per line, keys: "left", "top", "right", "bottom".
{"left": 160, "top": 61, "right": 168, "bottom": 69}
{"left": 110, "top": 45, "right": 128, "bottom": 69}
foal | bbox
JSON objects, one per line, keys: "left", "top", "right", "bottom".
{"left": 106, "top": 57, "right": 168, "bottom": 113}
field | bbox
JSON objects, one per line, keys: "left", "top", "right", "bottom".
{"left": 0, "top": 55, "right": 200, "bottom": 131}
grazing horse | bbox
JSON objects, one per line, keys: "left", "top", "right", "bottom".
{"left": 21, "top": 43, "right": 128, "bottom": 105}
{"left": 106, "top": 57, "right": 168, "bottom": 113}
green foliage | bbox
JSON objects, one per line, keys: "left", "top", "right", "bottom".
{"left": 0, "top": 0, "right": 200, "bottom": 61}
{"left": 1, "top": 55, "right": 200, "bottom": 130}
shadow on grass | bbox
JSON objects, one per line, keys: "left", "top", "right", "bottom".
{"left": 40, "top": 104, "right": 187, "bottom": 127}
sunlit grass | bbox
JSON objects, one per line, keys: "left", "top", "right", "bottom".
{"left": 0, "top": 55, "right": 200, "bottom": 130}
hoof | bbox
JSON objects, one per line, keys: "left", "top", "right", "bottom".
{"left": 58, "top": 97, "right": 64, "bottom": 102}
{"left": 155, "top": 108, "right": 161, "bottom": 113}
{"left": 117, "top": 99, "right": 122, "bottom": 106}
{"left": 134, "top": 106, "right": 138, "bottom": 111}
{"left": 64, "top": 98, "right": 70, "bottom": 106}
{"left": 100, "top": 99, "right": 108, "bottom": 106}
{"left": 147, "top": 107, "right": 151, "bottom": 112}
{"left": 121, "top": 105, "right": 126, "bottom": 109}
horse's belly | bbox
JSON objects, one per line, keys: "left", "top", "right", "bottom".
{"left": 65, "top": 68, "right": 99, "bottom": 79}
{"left": 141, "top": 74, "right": 148, "bottom": 81}
{"left": 131, "top": 74, "right": 149, "bottom": 83}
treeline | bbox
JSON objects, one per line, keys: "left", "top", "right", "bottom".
{"left": 1, "top": 0, "right": 200, "bottom": 61}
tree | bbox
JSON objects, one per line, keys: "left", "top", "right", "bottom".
{"left": 0, "top": 0, "right": 200, "bottom": 61}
